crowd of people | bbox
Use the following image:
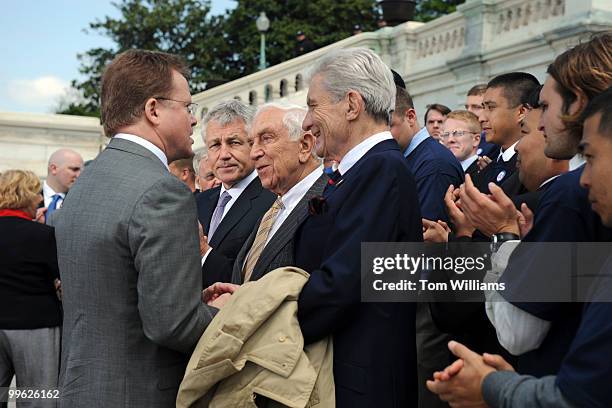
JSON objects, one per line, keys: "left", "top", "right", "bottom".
{"left": 0, "top": 31, "right": 610, "bottom": 408}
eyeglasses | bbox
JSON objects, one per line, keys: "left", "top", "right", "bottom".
{"left": 154, "top": 97, "right": 198, "bottom": 116}
{"left": 440, "top": 130, "right": 479, "bottom": 139}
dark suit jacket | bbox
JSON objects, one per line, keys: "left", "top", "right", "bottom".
{"left": 0, "top": 216, "right": 61, "bottom": 329}
{"left": 197, "top": 176, "right": 276, "bottom": 288}
{"left": 480, "top": 152, "right": 519, "bottom": 192}
{"left": 230, "top": 173, "right": 328, "bottom": 284}
{"left": 406, "top": 136, "right": 465, "bottom": 223}
{"left": 294, "top": 139, "right": 422, "bottom": 408}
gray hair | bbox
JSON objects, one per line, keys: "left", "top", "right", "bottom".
{"left": 255, "top": 102, "right": 307, "bottom": 141}
{"left": 201, "top": 99, "right": 255, "bottom": 139}
{"left": 307, "top": 47, "right": 395, "bottom": 123}
{"left": 192, "top": 148, "right": 208, "bottom": 175}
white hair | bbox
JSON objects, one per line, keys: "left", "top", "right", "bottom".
{"left": 201, "top": 99, "right": 255, "bottom": 139}
{"left": 192, "top": 148, "right": 208, "bottom": 175}
{"left": 254, "top": 102, "right": 307, "bottom": 141}
{"left": 307, "top": 47, "right": 395, "bottom": 123}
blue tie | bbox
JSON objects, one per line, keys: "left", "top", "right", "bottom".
{"left": 46, "top": 194, "right": 62, "bottom": 223}
{"left": 208, "top": 191, "right": 232, "bottom": 239}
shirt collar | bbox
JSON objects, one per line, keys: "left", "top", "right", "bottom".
{"left": 279, "top": 166, "right": 324, "bottom": 211}
{"left": 460, "top": 154, "right": 479, "bottom": 171}
{"left": 404, "top": 127, "right": 430, "bottom": 158}
{"left": 114, "top": 133, "right": 169, "bottom": 171}
{"left": 498, "top": 140, "right": 519, "bottom": 162}
{"left": 220, "top": 170, "right": 258, "bottom": 198}
{"left": 337, "top": 131, "right": 393, "bottom": 176}
{"left": 42, "top": 181, "right": 62, "bottom": 200}
{"left": 539, "top": 174, "right": 562, "bottom": 189}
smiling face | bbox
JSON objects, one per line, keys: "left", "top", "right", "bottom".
{"left": 580, "top": 113, "right": 612, "bottom": 226}
{"left": 441, "top": 118, "right": 480, "bottom": 162}
{"left": 538, "top": 77, "right": 582, "bottom": 160}
{"left": 303, "top": 74, "right": 349, "bottom": 160}
{"left": 251, "top": 107, "right": 314, "bottom": 196}
{"left": 205, "top": 119, "right": 255, "bottom": 189}
{"left": 515, "top": 108, "right": 548, "bottom": 191}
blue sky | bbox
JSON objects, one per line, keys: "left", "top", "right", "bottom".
{"left": 0, "top": 0, "right": 236, "bottom": 113}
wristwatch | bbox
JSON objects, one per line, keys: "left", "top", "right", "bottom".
{"left": 490, "top": 232, "right": 520, "bottom": 253}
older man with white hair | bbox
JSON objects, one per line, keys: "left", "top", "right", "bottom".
{"left": 295, "top": 47, "right": 422, "bottom": 407}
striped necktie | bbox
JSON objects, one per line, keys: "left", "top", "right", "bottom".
{"left": 242, "top": 197, "right": 283, "bottom": 282}
{"left": 208, "top": 191, "right": 232, "bottom": 239}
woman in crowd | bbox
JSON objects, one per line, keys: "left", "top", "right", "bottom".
{"left": 0, "top": 170, "right": 61, "bottom": 406}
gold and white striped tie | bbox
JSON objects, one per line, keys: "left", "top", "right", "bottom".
{"left": 242, "top": 197, "right": 283, "bottom": 282}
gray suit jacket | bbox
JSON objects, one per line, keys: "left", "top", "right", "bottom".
{"left": 231, "top": 172, "right": 328, "bottom": 284}
{"left": 53, "top": 138, "right": 215, "bottom": 408}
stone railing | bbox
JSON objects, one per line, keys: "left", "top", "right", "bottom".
{"left": 495, "top": 0, "right": 566, "bottom": 35}
{"left": 414, "top": 12, "right": 467, "bottom": 60}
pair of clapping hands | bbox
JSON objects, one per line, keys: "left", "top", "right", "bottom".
{"left": 423, "top": 174, "right": 534, "bottom": 242}
{"left": 426, "top": 341, "right": 515, "bottom": 407}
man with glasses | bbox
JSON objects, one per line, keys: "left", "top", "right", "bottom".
{"left": 441, "top": 110, "right": 482, "bottom": 181}
{"left": 52, "top": 50, "right": 222, "bottom": 408}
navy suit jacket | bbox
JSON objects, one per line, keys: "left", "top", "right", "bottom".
{"left": 405, "top": 136, "right": 464, "bottom": 223}
{"left": 196, "top": 177, "right": 276, "bottom": 288}
{"left": 294, "top": 139, "right": 422, "bottom": 407}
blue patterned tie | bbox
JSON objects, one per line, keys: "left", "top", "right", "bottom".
{"left": 208, "top": 191, "right": 232, "bottom": 239}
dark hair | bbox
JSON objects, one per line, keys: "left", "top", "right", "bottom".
{"left": 487, "top": 72, "right": 540, "bottom": 108}
{"left": 394, "top": 86, "right": 414, "bottom": 114}
{"left": 579, "top": 87, "right": 612, "bottom": 137}
{"left": 391, "top": 69, "right": 406, "bottom": 89}
{"left": 467, "top": 84, "right": 487, "bottom": 97}
{"left": 547, "top": 33, "right": 612, "bottom": 141}
{"left": 424, "top": 103, "right": 451, "bottom": 123}
{"left": 100, "top": 49, "right": 190, "bottom": 137}
{"left": 525, "top": 85, "right": 543, "bottom": 109}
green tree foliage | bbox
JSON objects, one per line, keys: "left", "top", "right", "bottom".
{"left": 59, "top": 0, "right": 460, "bottom": 116}
{"left": 414, "top": 0, "right": 465, "bottom": 23}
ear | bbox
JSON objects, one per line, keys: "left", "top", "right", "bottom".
{"left": 345, "top": 90, "right": 363, "bottom": 121}
{"left": 571, "top": 90, "right": 588, "bottom": 116}
{"left": 517, "top": 104, "right": 529, "bottom": 124}
{"left": 473, "top": 132, "right": 481, "bottom": 148}
{"left": 299, "top": 132, "right": 316, "bottom": 163}
{"left": 144, "top": 97, "right": 162, "bottom": 126}
{"left": 405, "top": 108, "right": 418, "bottom": 127}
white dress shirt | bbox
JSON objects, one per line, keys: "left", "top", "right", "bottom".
{"left": 337, "top": 131, "right": 393, "bottom": 176}
{"left": 42, "top": 181, "right": 65, "bottom": 208}
{"left": 497, "top": 140, "right": 519, "bottom": 162}
{"left": 265, "top": 166, "right": 323, "bottom": 246}
{"left": 484, "top": 241, "right": 551, "bottom": 355}
{"left": 114, "top": 133, "right": 170, "bottom": 171}
{"left": 460, "top": 154, "right": 479, "bottom": 172}
{"left": 218, "top": 171, "right": 258, "bottom": 220}
{"left": 201, "top": 171, "right": 258, "bottom": 265}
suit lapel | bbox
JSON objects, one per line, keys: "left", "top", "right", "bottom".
{"left": 203, "top": 190, "right": 218, "bottom": 233}
{"left": 250, "top": 173, "right": 328, "bottom": 281}
{"left": 209, "top": 177, "right": 263, "bottom": 248}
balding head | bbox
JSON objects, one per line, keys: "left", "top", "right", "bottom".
{"left": 46, "top": 148, "right": 84, "bottom": 193}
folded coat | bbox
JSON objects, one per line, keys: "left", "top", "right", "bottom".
{"left": 177, "top": 266, "right": 334, "bottom": 408}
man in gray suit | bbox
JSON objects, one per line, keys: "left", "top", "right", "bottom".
{"left": 219, "top": 103, "right": 326, "bottom": 285}
{"left": 52, "top": 50, "right": 223, "bottom": 407}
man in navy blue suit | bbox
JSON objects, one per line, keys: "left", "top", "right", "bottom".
{"left": 390, "top": 86, "right": 464, "bottom": 224}
{"left": 294, "top": 47, "right": 423, "bottom": 407}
